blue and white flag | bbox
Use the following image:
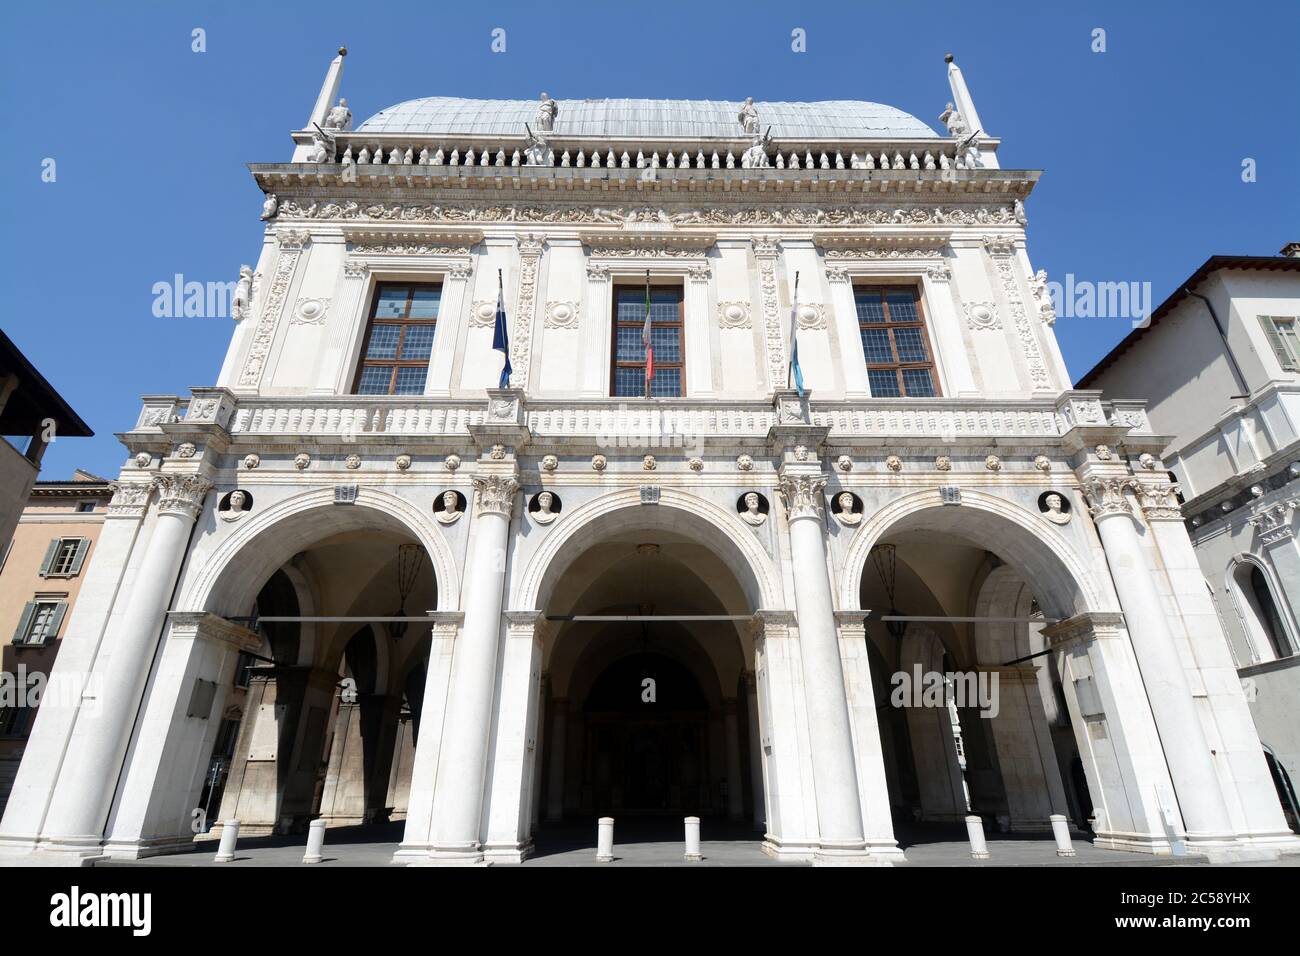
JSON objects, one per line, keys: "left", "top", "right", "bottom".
{"left": 492, "top": 269, "right": 512, "bottom": 388}
{"left": 788, "top": 271, "right": 805, "bottom": 397}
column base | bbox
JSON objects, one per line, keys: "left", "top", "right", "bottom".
{"left": 102, "top": 835, "right": 197, "bottom": 860}
{"left": 813, "top": 843, "right": 893, "bottom": 867}
{"left": 483, "top": 839, "right": 534, "bottom": 864}
{"left": 0, "top": 834, "right": 107, "bottom": 866}
{"left": 410, "top": 841, "right": 490, "bottom": 866}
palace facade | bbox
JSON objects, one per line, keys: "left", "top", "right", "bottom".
{"left": 1, "top": 50, "right": 1295, "bottom": 865}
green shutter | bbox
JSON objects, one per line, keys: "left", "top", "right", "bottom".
{"left": 12, "top": 602, "right": 37, "bottom": 644}
{"left": 1258, "top": 316, "right": 1298, "bottom": 372}
{"left": 38, "top": 539, "right": 60, "bottom": 577}
{"left": 44, "top": 602, "right": 68, "bottom": 642}
{"left": 68, "top": 538, "right": 90, "bottom": 576}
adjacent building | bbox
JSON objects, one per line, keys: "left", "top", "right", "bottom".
{"left": 0, "top": 472, "right": 114, "bottom": 814}
{"left": 1079, "top": 248, "right": 1300, "bottom": 830}
{"left": 1, "top": 50, "right": 1296, "bottom": 865}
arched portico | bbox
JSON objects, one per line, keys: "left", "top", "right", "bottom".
{"left": 840, "top": 486, "right": 1180, "bottom": 853}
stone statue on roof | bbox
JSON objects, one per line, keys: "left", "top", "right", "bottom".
{"left": 324, "top": 97, "right": 352, "bottom": 131}
{"left": 741, "top": 126, "right": 772, "bottom": 169}
{"left": 939, "top": 101, "right": 968, "bottom": 138}
{"left": 738, "top": 97, "right": 759, "bottom": 135}
{"left": 535, "top": 92, "right": 559, "bottom": 132}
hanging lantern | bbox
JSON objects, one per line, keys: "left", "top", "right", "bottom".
{"left": 387, "top": 543, "right": 425, "bottom": 640}
{"left": 871, "top": 543, "right": 908, "bottom": 640}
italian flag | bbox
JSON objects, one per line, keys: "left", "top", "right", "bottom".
{"left": 642, "top": 271, "right": 654, "bottom": 396}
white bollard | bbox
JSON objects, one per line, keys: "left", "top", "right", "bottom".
{"left": 684, "top": 816, "right": 702, "bottom": 861}
{"left": 214, "top": 820, "right": 241, "bottom": 863}
{"left": 303, "top": 818, "right": 327, "bottom": 864}
{"left": 596, "top": 817, "right": 615, "bottom": 862}
{"left": 1050, "top": 814, "right": 1075, "bottom": 857}
{"left": 965, "top": 814, "right": 989, "bottom": 860}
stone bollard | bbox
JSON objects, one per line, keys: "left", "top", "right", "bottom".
{"left": 1050, "top": 814, "right": 1075, "bottom": 857}
{"left": 303, "top": 818, "right": 327, "bottom": 864}
{"left": 597, "top": 817, "right": 615, "bottom": 862}
{"left": 965, "top": 814, "right": 989, "bottom": 860}
{"left": 684, "top": 816, "right": 702, "bottom": 861}
{"left": 214, "top": 820, "right": 241, "bottom": 863}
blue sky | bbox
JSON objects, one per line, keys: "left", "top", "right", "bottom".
{"left": 2, "top": 0, "right": 1296, "bottom": 479}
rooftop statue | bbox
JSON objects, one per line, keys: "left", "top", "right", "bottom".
{"left": 308, "top": 127, "right": 335, "bottom": 163}
{"left": 741, "top": 126, "right": 772, "bottom": 169}
{"left": 324, "top": 97, "right": 352, "bottom": 131}
{"left": 259, "top": 193, "right": 278, "bottom": 221}
{"left": 939, "top": 101, "right": 968, "bottom": 139}
{"left": 738, "top": 97, "right": 759, "bottom": 135}
{"left": 523, "top": 123, "right": 550, "bottom": 166}
{"left": 535, "top": 92, "right": 559, "bottom": 132}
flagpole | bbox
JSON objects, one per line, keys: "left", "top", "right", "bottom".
{"left": 788, "top": 271, "right": 799, "bottom": 390}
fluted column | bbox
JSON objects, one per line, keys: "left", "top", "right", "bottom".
{"left": 40, "top": 473, "right": 212, "bottom": 852}
{"left": 1083, "top": 475, "right": 1235, "bottom": 844}
{"left": 778, "top": 471, "right": 869, "bottom": 860}
{"left": 429, "top": 472, "right": 518, "bottom": 862}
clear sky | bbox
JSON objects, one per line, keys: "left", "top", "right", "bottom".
{"left": 2, "top": 0, "right": 1296, "bottom": 480}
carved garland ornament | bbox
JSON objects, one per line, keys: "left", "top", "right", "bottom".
{"left": 754, "top": 237, "right": 787, "bottom": 392}
{"left": 984, "top": 237, "right": 1051, "bottom": 390}
{"left": 509, "top": 235, "right": 544, "bottom": 387}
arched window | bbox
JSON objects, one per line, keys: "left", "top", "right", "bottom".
{"left": 1230, "top": 559, "right": 1295, "bottom": 661}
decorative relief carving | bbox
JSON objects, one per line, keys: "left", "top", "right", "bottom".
{"left": 544, "top": 301, "right": 580, "bottom": 330}
{"left": 175, "top": 442, "right": 196, "bottom": 459}
{"left": 276, "top": 201, "right": 1022, "bottom": 228}
{"left": 984, "top": 455, "right": 1002, "bottom": 472}
{"left": 444, "top": 454, "right": 461, "bottom": 472}
{"left": 348, "top": 241, "right": 474, "bottom": 256}
{"left": 1134, "top": 482, "right": 1184, "bottom": 522}
{"left": 926, "top": 262, "right": 953, "bottom": 282}
{"left": 395, "top": 454, "right": 412, "bottom": 471}
{"left": 1033, "top": 455, "right": 1051, "bottom": 473}
{"left": 294, "top": 453, "right": 311, "bottom": 470}
{"left": 778, "top": 474, "right": 827, "bottom": 521}
{"left": 963, "top": 301, "right": 1001, "bottom": 331}
{"left": 836, "top": 455, "right": 853, "bottom": 472}
{"left": 586, "top": 262, "right": 611, "bottom": 282}
{"left": 343, "top": 260, "right": 370, "bottom": 279}
{"left": 823, "top": 247, "right": 942, "bottom": 261}
{"left": 736, "top": 454, "right": 754, "bottom": 472}
{"left": 1248, "top": 498, "right": 1298, "bottom": 544}
{"left": 796, "top": 303, "right": 828, "bottom": 330}
{"left": 540, "top": 454, "right": 559, "bottom": 472}
{"left": 242, "top": 453, "right": 261, "bottom": 470}
{"left": 985, "top": 239, "right": 1051, "bottom": 390}
{"left": 826, "top": 266, "right": 851, "bottom": 283}
{"left": 469, "top": 300, "right": 497, "bottom": 327}
{"left": 509, "top": 235, "right": 544, "bottom": 387}
{"left": 107, "top": 482, "right": 152, "bottom": 517}
{"left": 935, "top": 455, "right": 952, "bottom": 471}
{"left": 754, "top": 238, "right": 786, "bottom": 391}
{"left": 592, "top": 454, "right": 608, "bottom": 472}
{"left": 238, "top": 233, "right": 304, "bottom": 388}
{"left": 291, "top": 297, "right": 330, "bottom": 326}
{"left": 472, "top": 476, "right": 519, "bottom": 518}
{"left": 718, "top": 301, "right": 752, "bottom": 329}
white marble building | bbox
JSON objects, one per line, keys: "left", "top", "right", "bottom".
{"left": 1080, "top": 250, "right": 1300, "bottom": 832}
{"left": 1, "top": 50, "right": 1295, "bottom": 865}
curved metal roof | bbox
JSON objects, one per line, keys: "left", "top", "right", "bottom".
{"left": 356, "top": 97, "right": 938, "bottom": 139}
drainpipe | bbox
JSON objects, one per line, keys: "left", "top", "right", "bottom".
{"left": 1182, "top": 288, "right": 1250, "bottom": 399}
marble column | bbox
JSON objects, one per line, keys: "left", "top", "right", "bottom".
{"left": 778, "top": 471, "right": 870, "bottom": 860}
{"left": 1084, "top": 475, "right": 1235, "bottom": 844}
{"left": 40, "top": 474, "right": 213, "bottom": 852}
{"left": 429, "top": 472, "right": 518, "bottom": 862}
{"left": 546, "top": 698, "right": 568, "bottom": 822}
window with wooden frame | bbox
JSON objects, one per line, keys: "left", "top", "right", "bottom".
{"left": 611, "top": 284, "right": 685, "bottom": 398}
{"left": 1259, "top": 316, "right": 1300, "bottom": 372}
{"left": 853, "top": 285, "right": 940, "bottom": 397}
{"left": 352, "top": 282, "right": 442, "bottom": 395}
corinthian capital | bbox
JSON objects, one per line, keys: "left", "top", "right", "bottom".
{"left": 1081, "top": 475, "right": 1134, "bottom": 520}
{"left": 472, "top": 475, "right": 519, "bottom": 518}
{"left": 151, "top": 474, "right": 214, "bottom": 520}
{"left": 778, "top": 474, "right": 827, "bottom": 522}
{"left": 1133, "top": 481, "right": 1183, "bottom": 521}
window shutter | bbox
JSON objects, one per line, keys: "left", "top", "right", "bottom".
{"left": 1258, "top": 316, "right": 1298, "bottom": 371}
{"left": 12, "top": 602, "right": 37, "bottom": 644}
{"left": 38, "top": 539, "right": 60, "bottom": 577}
{"left": 68, "top": 538, "right": 90, "bottom": 576}
{"left": 44, "top": 602, "right": 68, "bottom": 642}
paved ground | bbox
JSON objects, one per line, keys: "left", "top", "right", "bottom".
{"left": 94, "top": 818, "right": 1300, "bottom": 867}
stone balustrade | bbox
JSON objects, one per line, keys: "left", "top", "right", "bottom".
{"left": 125, "top": 390, "right": 1152, "bottom": 450}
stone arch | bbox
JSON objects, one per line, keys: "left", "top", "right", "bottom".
{"left": 839, "top": 487, "right": 1111, "bottom": 622}
{"left": 515, "top": 487, "right": 783, "bottom": 613}
{"left": 179, "top": 486, "right": 461, "bottom": 617}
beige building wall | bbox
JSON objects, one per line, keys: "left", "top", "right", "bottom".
{"left": 0, "top": 472, "right": 113, "bottom": 813}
